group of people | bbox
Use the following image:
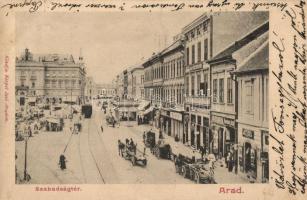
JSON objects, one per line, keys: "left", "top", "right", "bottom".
{"left": 118, "top": 138, "right": 137, "bottom": 156}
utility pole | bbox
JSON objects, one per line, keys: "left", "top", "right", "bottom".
{"left": 23, "top": 135, "right": 29, "bottom": 181}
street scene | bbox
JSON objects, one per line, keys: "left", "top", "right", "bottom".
{"left": 15, "top": 11, "right": 269, "bottom": 184}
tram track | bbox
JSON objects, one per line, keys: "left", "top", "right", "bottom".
{"left": 86, "top": 119, "right": 106, "bottom": 184}
{"left": 77, "top": 129, "right": 87, "bottom": 183}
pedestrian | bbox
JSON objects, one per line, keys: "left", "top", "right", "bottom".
{"left": 226, "top": 151, "right": 230, "bottom": 168}
{"left": 28, "top": 126, "right": 33, "bottom": 137}
{"left": 200, "top": 146, "right": 205, "bottom": 161}
{"left": 59, "top": 154, "right": 67, "bottom": 170}
{"left": 118, "top": 140, "right": 124, "bottom": 156}
{"left": 129, "top": 138, "right": 134, "bottom": 147}
{"left": 143, "top": 132, "right": 146, "bottom": 142}
{"left": 101, "top": 125, "right": 104, "bottom": 133}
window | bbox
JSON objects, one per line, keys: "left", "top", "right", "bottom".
{"left": 219, "top": 78, "right": 224, "bottom": 103}
{"left": 204, "top": 39, "right": 208, "bottom": 61}
{"left": 204, "top": 73, "right": 208, "bottom": 96}
{"left": 31, "top": 82, "right": 35, "bottom": 88}
{"left": 191, "top": 75, "right": 195, "bottom": 96}
{"left": 186, "top": 76, "right": 189, "bottom": 96}
{"left": 227, "top": 78, "right": 233, "bottom": 103}
{"left": 197, "top": 42, "right": 201, "bottom": 63}
{"left": 197, "top": 73, "right": 201, "bottom": 96}
{"left": 192, "top": 45, "right": 195, "bottom": 64}
{"left": 213, "top": 79, "right": 217, "bottom": 102}
{"left": 245, "top": 81, "right": 254, "bottom": 114}
{"left": 186, "top": 48, "right": 190, "bottom": 66}
{"left": 52, "top": 80, "right": 56, "bottom": 88}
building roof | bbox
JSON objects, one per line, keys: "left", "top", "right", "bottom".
{"left": 160, "top": 39, "right": 183, "bottom": 58}
{"left": 208, "top": 20, "right": 269, "bottom": 64}
{"left": 234, "top": 42, "right": 269, "bottom": 74}
{"left": 182, "top": 13, "right": 209, "bottom": 34}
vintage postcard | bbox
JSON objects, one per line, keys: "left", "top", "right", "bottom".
{"left": 0, "top": 0, "right": 306, "bottom": 200}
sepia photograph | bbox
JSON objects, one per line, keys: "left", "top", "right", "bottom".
{"left": 14, "top": 11, "right": 269, "bottom": 184}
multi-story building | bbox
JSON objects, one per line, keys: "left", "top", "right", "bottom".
{"left": 159, "top": 39, "right": 185, "bottom": 140}
{"left": 233, "top": 39, "right": 269, "bottom": 183}
{"left": 142, "top": 53, "right": 163, "bottom": 125}
{"left": 183, "top": 12, "right": 269, "bottom": 151}
{"left": 114, "top": 74, "right": 124, "bottom": 100}
{"left": 130, "top": 65, "right": 144, "bottom": 101}
{"left": 15, "top": 48, "right": 86, "bottom": 107}
{"left": 84, "top": 76, "right": 95, "bottom": 102}
{"left": 207, "top": 21, "right": 269, "bottom": 163}
{"left": 96, "top": 83, "right": 116, "bottom": 98}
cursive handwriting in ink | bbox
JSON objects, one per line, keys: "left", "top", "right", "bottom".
{"left": 285, "top": 0, "right": 306, "bottom": 40}
{"left": 1, "top": 0, "right": 42, "bottom": 13}
{"left": 50, "top": 2, "right": 82, "bottom": 11}
{"left": 270, "top": 134, "right": 285, "bottom": 189}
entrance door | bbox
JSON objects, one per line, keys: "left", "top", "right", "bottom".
{"left": 218, "top": 128, "right": 224, "bottom": 158}
{"left": 245, "top": 142, "right": 252, "bottom": 172}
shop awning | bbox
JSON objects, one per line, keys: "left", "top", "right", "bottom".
{"left": 46, "top": 117, "right": 60, "bottom": 124}
{"left": 118, "top": 107, "right": 138, "bottom": 112}
{"left": 137, "top": 100, "right": 150, "bottom": 111}
{"left": 143, "top": 106, "right": 154, "bottom": 115}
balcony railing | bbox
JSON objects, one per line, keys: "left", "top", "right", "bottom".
{"left": 185, "top": 96, "right": 210, "bottom": 107}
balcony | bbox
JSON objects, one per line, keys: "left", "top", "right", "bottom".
{"left": 20, "top": 75, "right": 26, "bottom": 80}
{"left": 186, "top": 62, "right": 203, "bottom": 73}
{"left": 30, "top": 75, "right": 37, "bottom": 80}
{"left": 185, "top": 96, "right": 210, "bottom": 108}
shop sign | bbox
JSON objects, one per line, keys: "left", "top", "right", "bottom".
{"left": 243, "top": 129, "right": 254, "bottom": 139}
{"left": 224, "top": 118, "right": 235, "bottom": 127}
{"left": 212, "top": 115, "right": 224, "bottom": 125}
{"left": 170, "top": 112, "right": 182, "bottom": 121}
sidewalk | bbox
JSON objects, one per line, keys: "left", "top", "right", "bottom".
{"left": 133, "top": 123, "right": 251, "bottom": 184}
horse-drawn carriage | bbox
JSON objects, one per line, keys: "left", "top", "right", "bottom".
{"left": 175, "top": 154, "right": 215, "bottom": 184}
{"left": 122, "top": 144, "right": 147, "bottom": 166}
{"left": 143, "top": 131, "right": 172, "bottom": 160}
{"left": 106, "top": 115, "right": 115, "bottom": 126}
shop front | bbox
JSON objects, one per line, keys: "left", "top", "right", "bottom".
{"left": 170, "top": 111, "right": 183, "bottom": 141}
{"left": 160, "top": 109, "right": 171, "bottom": 136}
{"left": 211, "top": 114, "right": 236, "bottom": 159}
{"left": 237, "top": 127, "right": 268, "bottom": 183}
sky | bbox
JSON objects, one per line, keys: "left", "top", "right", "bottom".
{"left": 16, "top": 12, "right": 202, "bottom": 84}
